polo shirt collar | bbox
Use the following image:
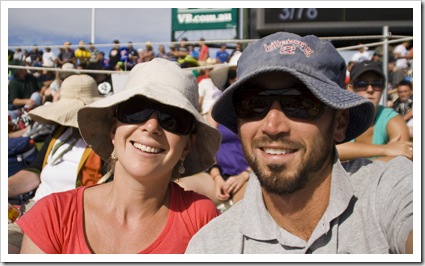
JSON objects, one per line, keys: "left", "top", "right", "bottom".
{"left": 240, "top": 156, "right": 355, "bottom": 247}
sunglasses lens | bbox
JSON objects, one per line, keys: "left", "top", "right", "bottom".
{"left": 371, "top": 80, "right": 384, "bottom": 89}
{"left": 353, "top": 80, "right": 369, "bottom": 88}
{"left": 353, "top": 80, "right": 384, "bottom": 91}
{"left": 234, "top": 89, "right": 324, "bottom": 120}
{"left": 116, "top": 97, "right": 195, "bottom": 135}
{"left": 234, "top": 90, "right": 270, "bottom": 119}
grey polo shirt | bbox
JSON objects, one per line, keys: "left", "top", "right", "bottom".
{"left": 185, "top": 156, "right": 413, "bottom": 254}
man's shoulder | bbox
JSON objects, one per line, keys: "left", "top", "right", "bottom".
{"left": 345, "top": 157, "right": 412, "bottom": 187}
{"left": 186, "top": 201, "right": 244, "bottom": 253}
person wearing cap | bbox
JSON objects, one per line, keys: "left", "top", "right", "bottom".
{"left": 186, "top": 32, "right": 413, "bottom": 254}
{"left": 9, "top": 74, "right": 106, "bottom": 253}
{"left": 337, "top": 60, "right": 412, "bottom": 162}
{"left": 18, "top": 58, "right": 221, "bottom": 254}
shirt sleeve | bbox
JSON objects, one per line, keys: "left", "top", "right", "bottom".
{"left": 375, "top": 157, "right": 413, "bottom": 253}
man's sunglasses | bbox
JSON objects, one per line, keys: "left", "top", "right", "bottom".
{"left": 116, "top": 96, "right": 196, "bottom": 135}
{"left": 233, "top": 88, "right": 325, "bottom": 120}
{"left": 352, "top": 80, "right": 384, "bottom": 91}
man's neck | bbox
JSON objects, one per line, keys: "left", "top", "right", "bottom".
{"left": 262, "top": 172, "right": 332, "bottom": 241}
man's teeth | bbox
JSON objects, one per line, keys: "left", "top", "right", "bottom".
{"left": 133, "top": 142, "right": 162, "bottom": 154}
{"left": 263, "top": 148, "right": 294, "bottom": 155}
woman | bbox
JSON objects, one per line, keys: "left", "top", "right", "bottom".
{"left": 17, "top": 58, "right": 222, "bottom": 254}
{"left": 337, "top": 60, "right": 412, "bottom": 161}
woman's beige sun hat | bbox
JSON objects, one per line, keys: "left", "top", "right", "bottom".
{"left": 77, "top": 58, "right": 222, "bottom": 176}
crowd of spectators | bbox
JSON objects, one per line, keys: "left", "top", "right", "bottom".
{"left": 9, "top": 38, "right": 413, "bottom": 138}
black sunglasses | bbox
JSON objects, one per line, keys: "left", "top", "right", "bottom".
{"left": 352, "top": 80, "right": 384, "bottom": 91}
{"left": 233, "top": 88, "right": 325, "bottom": 120}
{"left": 116, "top": 96, "right": 196, "bottom": 135}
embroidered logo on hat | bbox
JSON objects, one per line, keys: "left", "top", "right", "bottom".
{"left": 264, "top": 39, "right": 314, "bottom": 57}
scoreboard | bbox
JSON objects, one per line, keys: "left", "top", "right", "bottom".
{"left": 255, "top": 8, "right": 413, "bottom": 38}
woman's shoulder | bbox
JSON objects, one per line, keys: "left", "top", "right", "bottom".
{"left": 171, "top": 182, "right": 218, "bottom": 213}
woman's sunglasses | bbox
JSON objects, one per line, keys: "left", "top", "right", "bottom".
{"left": 233, "top": 88, "right": 325, "bottom": 120}
{"left": 116, "top": 96, "right": 196, "bottom": 135}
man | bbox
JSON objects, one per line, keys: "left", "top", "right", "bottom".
{"left": 393, "top": 80, "right": 413, "bottom": 139}
{"left": 185, "top": 32, "right": 413, "bottom": 254}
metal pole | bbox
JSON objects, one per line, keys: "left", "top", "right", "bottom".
{"left": 91, "top": 8, "right": 96, "bottom": 44}
{"left": 239, "top": 8, "right": 243, "bottom": 40}
{"left": 382, "top": 26, "right": 389, "bottom": 107}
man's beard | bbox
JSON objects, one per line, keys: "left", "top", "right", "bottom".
{"left": 243, "top": 135, "right": 334, "bottom": 196}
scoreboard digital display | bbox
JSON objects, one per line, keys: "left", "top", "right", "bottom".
{"left": 256, "top": 8, "right": 413, "bottom": 37}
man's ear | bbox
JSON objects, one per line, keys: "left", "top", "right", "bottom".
{"left": 334, "top": 109, "right": 350, "bottom": 143}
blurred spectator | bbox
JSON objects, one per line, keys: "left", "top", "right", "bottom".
{"left": 198, "top": 37, "right": 209, "bottom": 65}
{"left": 178, "top": 53, "right": 248, "bottom": 211}
{"left": 56, "top": 42, "right": 75, "bottom": 67}
{"left": 167, "top": 44, "right": 178, "bottom": 62}
{"left": 393, "top": 80, "right": 413, "bottom": 123}
{"left": 8, "top": 60, "right": 42, "bottom": 116}
{"left": 392, "top": 80, "right": 414, "bottom": 140}
{"left": 387, "top": 57, "right": 406, "bottom": 90}
{"left": 87, "top": 42, "right": 101, "bottom": 69}
{"left": 197, "top": 70, "right": 221, "bottom": 117}
{"left": 40, "top": 62, "right": 75, "bottom": 103}
{"left": 28, "top": 45, "right": 43, "bottom": 67}
{"left": 139, "top": 41, "right": 155, "bottom": 63}
{"left": 387, "top": 57, "right": 407, "bottom": 104}
{"left": 188, "top": 44, "right": 199, "bottom": 60}
{"left": 337, "top": 60, "right": 412, "bottom": 162}
{"left": 229, "top": 42, "right": 243, "bottom": 59}
{"left": 393, "top": 41, "right": 412, "bottom": 70}
{"left": 344, "top": 61, "right": 355, "bottom": 87}
{"left": 172, "top": 37, "right": 189, "bottom": 62}
{"left": 215, "top": 43, "right": 230, "bottom": 64}
{"left": 41, "top": 47, "right": 56, "bottom": 68}
{"left": 121, "top": 41, "right": 138, "bottom": 70}
{"left": 74, "top": 40, "right": 91, "bottom": 68}
{"left": 13, "top": 48, "right": 25, "bottom": 61}
{"left": 350, "top": 44, "right": 371, "bottom": 63}
{"left": 156, "top": 44, "right": 169, "bottom": 59}
{"left": 107, "top": 39, "right": 121, "bottom": 70}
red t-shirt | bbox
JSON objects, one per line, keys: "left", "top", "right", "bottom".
{"left": 17, "top": 182, "right": 219, "bottom": 253}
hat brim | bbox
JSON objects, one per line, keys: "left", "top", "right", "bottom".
{"left": 211, "top": 66, "right": 375, "bottom": 143}
{"left": 209, "top": 64, "right": 232, "bottom": 91}
{"left": 29, "top": 98, "right": 89, "bottom": 128}
{"left": 78, "top": 83, "right": 222, "bottom": 176}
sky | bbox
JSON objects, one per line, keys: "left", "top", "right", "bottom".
{"left": 8, "top": 7, "right": 173, "bottom": 55}
{"left": 6, "top": 4, "right": 243, "bottom": 57}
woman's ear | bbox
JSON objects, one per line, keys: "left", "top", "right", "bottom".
{"left": 110, "top": 117, "right": 118, "bottom": 145}
{"left": 181, "top": 134, "right": 196, "bottom": 160}
{"left": 334, "top": 109, "right": 350, "bottom": 143}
